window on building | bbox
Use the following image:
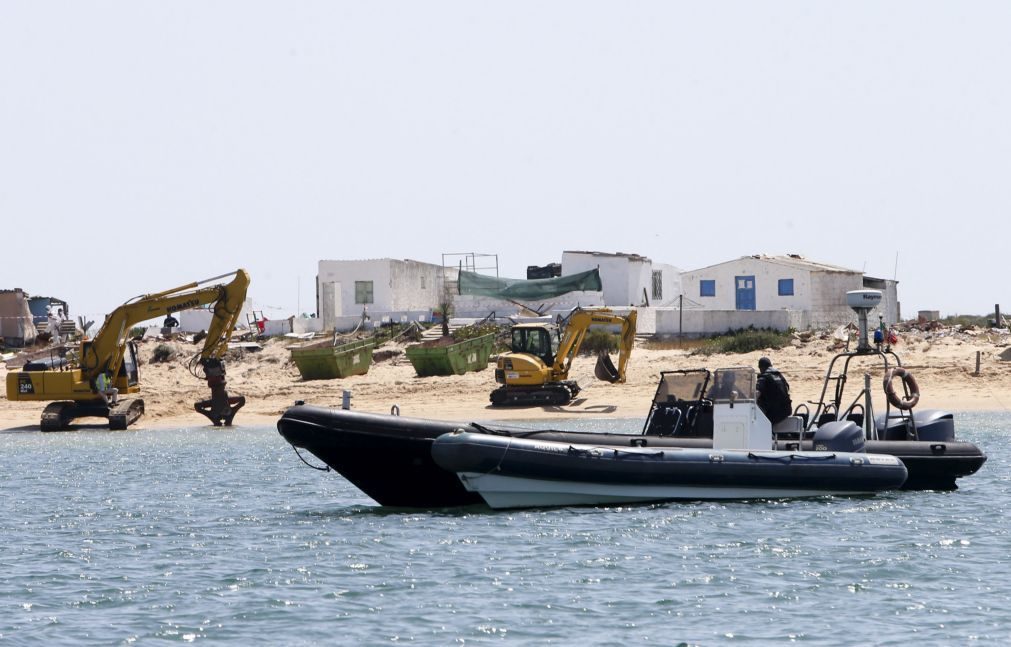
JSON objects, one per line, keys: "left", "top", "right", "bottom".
{"left": 778, "top": 278, "right": 794, "bottom": 296}
{"left": 700, "top": 280, "right": 715, "bottom": 297}
{"left": 420, "top": 275, "right": 426, "bottom": 290}
{"left": 355, "top": 280, "right": 374, "bottom": 304}
{"left": 651, "top": 270, "right": 663, "bottom": 301}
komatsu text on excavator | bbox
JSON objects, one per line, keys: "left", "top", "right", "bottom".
{"left": 490, "top": 307, "right": 637, "bottom": 407}
{"left": 6, "top": 269, "right": 251, "bottom": 431}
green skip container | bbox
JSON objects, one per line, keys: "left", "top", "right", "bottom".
{"left": 405, "top": 333, "right": 496, "bottom": 377}
{"left": 290, "top": 338, "right": 375, "bottom": 380}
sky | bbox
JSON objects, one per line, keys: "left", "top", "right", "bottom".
{"left": 2, "top": 2, "right": 1009, "bottom": 324}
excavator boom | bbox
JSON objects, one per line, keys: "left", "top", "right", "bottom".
{"left": 553, "top": 309, "right": 637, "bottom": 383}
{"left": 82, "top": 270, "right": 249, "bottom": 382}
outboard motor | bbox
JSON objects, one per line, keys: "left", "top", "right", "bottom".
{"left": 812, "top": 420, "right": 866, "bottom": 453}
{"left": 874, "top": 409, "right": 955, "bottom": 442}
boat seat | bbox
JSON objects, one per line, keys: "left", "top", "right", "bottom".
{"left": 644, "top": 404, "right": 682, "bottom": 436}
{"left": 655, "top": 406, "right": 682, "bottom": 436}
{"left": 772, "top": 416, "right": 803, "bottom": 441}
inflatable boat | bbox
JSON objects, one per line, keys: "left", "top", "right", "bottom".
{"left": 431, "top": 431, "right": 907, "bottom": 509}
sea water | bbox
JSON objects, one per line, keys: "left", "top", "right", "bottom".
{"left": 1, "top": 412, "right": 1009, "bottom": 645}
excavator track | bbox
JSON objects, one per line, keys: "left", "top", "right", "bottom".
{"left": 40, "top": 398, "right": 145, "bottom": 431}
{"left": 489, "top": 382, "right": 580, "bottom": 407}
{"left": 40, "top": 401, "right": 78, "bottom": 432}
{"left": 108, "top": 398, "right": 145, "bottom": 430}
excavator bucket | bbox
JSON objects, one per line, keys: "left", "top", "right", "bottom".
{"left": 594, "top": 352, "right": 621, "bottom": 383}
{"left": 194, "top": 358, "right": 245, "bottom": 426}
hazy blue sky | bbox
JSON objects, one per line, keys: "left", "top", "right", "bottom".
{"left": 2, "top": 2, "right": 1008, "bottom": 323}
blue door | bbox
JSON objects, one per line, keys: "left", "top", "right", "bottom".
{"left": 735, "top": 275, "right": 756, "bottom": 310}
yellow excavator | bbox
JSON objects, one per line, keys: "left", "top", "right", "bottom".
{"left": 6, "top": 269, "right": 250, "bottom": 431}
{"left": 490, "top": 307, "right": 637, "bottom": 406}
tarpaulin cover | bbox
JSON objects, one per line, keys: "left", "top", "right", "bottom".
{"left": 458, "top": 268, "right": 602, "bottom": 300}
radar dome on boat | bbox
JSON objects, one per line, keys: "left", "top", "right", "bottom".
{"left": 846, "top": 290, "right": 882, "bottom": 310}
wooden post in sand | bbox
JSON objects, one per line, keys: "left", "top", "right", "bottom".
{"left": 975, "top": 351, "right": 982, "bottom": 376}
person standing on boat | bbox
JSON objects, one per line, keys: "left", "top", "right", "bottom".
{"left": 756, "top": 357, "right": 793, "bottom": 424}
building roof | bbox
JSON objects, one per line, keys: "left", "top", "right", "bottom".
{"left": 686, "top": 254, "right": 860, "bottom": 274}
{"left": 563, "top": 250, "right": 652, "bottom": 263}
{"left": 318, "top": 257, "right": 440, "bottom": 267}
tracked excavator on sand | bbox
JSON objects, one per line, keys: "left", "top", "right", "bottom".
{"left": 490, "top": 307, "right": 637, "bottom": 407}
{"left": 6, "top": 269, "right": 250, "bottom": 431}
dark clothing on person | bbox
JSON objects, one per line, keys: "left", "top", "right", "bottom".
{"left": 757, "top": 367, "right": 792, "bottom": 424}
{"left": 164, "top": 314, "right": 179, "bottom": 328}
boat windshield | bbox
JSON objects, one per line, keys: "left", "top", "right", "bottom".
{"left": 706, "top": 367, "right": 757, "bottom": 402}
{"left": 652, "top": 370, "right": 711, "bottom": 404}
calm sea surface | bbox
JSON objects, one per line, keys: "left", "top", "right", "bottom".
{"left": 2, "top": 412, "right": 1009, "bottom": 645}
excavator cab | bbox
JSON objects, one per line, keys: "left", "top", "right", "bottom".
{"left": 510, "top": 325, "right": 558, "bottom": 368}
{"left": 81, "top": 339, "right": 141, "bottom": 389}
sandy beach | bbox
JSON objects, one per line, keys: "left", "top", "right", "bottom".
{"left": 3, "top": 326, "right": 1011, "bottom": 431}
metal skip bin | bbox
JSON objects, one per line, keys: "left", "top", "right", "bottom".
{"left": 290, "top": 338, "right": 376, "bottom": 380}
{"left": 405, "top": 333, "right": 496, "bottom": 377}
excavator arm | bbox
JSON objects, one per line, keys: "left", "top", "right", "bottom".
{"left": 82, "top": 270, "right": 250, "bottom": 383}
{"left": 553, "top": 308, "right": 637, "bottom": 383}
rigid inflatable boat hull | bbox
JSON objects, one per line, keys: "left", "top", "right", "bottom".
{"left": 433, "top": 431, "right": 908, "bottom": 510}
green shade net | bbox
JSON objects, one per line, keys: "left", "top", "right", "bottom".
{"left": 458, "top": 269, "right": 602, "bottom": 300}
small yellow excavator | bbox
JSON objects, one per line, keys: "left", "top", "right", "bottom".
{"left": 490, "top": 307, "right": 637, "bottom": 406}
{"left": 6, "top": 269, "right": 251, "bottom": 431}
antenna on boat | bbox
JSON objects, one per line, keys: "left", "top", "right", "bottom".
{"left": 847, "top": 290, "right": 883, "bottom": 353}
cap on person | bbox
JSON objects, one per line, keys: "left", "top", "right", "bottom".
{"left": 758, "top": 356, "right": 772, "bottom": 372}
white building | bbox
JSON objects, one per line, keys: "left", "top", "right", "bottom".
{"left": 562, "top": 251, "right": 681, "bottom": 308}
{"left": 663, "top": 254, "right": 899, "bottom": 335}
{"left": 316, "top": 258, "right": 444, "bottom": 331}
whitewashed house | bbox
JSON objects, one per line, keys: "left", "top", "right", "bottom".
{"left": 316, "top": 259, "right": 444, "bottom": 331}
{"left": 562, "top": 251, "right": 681, "bottom": 308}
{"left": 661, "top": 254, "right": 899, "bottom": 336}
{"left": 559, "top": 251, "right": 681, "bottom": 335}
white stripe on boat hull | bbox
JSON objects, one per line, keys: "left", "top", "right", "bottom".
{"left": 457, "top": 472, "right": 866, "bottom": 510}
